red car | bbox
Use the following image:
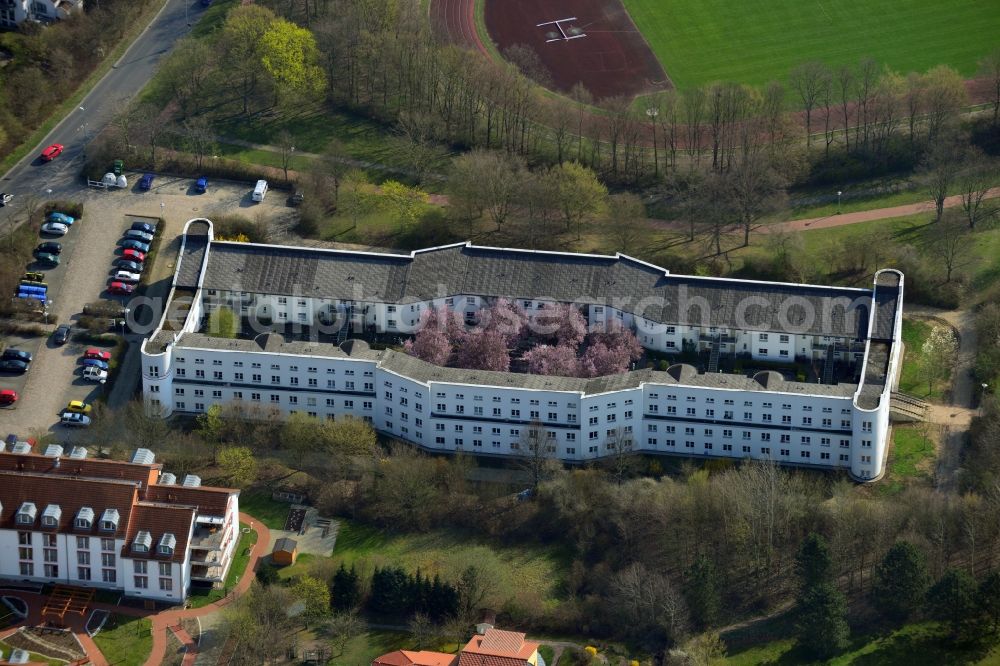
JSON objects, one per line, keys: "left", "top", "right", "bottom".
{"left": 108, "top": 281, "right": 134, "bottom": 296}
{"left": 0, "top": 389, "right": 18, "bottom": 405}
{"left": 40, "top": 144, "right": 64, "bottom": 162}
{"left": 84, "top": 348, "right": 112, "bottom": 362}
{"left": 122, "top": 249, "right": 146, "bottom": 263}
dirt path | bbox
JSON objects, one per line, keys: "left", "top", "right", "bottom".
{"left": 762, "top": 188, "right": 1000, "bottom": 234}
{"left": 904, "top": 306, "right": 979, "bottom": 490}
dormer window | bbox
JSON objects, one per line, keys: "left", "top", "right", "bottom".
{"left": 41, "top": 504, "right": 62, "bottom": 527}
{"left": 16, "top": 502, "right": 37, "bottom": 525}
{"left": 100, "top": 508, "right": 120, "bottom": 532}
{"left": 132, "top": 530, "right": 152, "bottom": 553}
{"left": 158, "top": 533, "right": 176, "bottom": 556}
{"left": 76, "top": 507, "right": 95, "bottom": 529}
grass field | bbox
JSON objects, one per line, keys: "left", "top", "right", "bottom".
{"left": 92, "top": 616, "right": 153, "bottom": 666}
{"left": 880, "top": 425, "right": 936, "bottom": 494}
{"left": 327, "top": 521, "right": 568, "bottom": 612}
{"left": 898, "top": 318, "right": 951, "bottom": 401}
{"left": 724, "top": 621, "right": 1000, "bottom": 665}
{"left": 621, "top": 0, "right": 1000, "bottom": 89}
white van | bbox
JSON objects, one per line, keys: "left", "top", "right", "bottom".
{"left": 252, "top": 179, "right": 268, "bottom": 202}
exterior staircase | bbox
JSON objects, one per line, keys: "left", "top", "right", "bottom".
{"left": 822, "top": 344, "right": 836, "bottom": 384}
{"left": 707, "top": 339, "right": 721, "bottom": 373}
{"left": 889, "top": 392, "right": 929, "bottom": 422}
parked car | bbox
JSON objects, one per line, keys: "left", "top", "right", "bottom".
{"left": 130, "top": 221, "right": 156, "bottom": 234}
{"left": 287, "top": 190, "right": 304, "bottom": 207}
{"left": 194, "top": 176, "right": 208, "bottom": 193}
{"left": 0, "top": 389, "right": 18, "bottom": 405}
{"left": 60, "top": 412, "right": 91, "bottom": 427}
{"left": 84, "top": 348, "right": 112, "bottom": 361}
{"left": 121, "top": 239, "right": 150, "bottom": 253}
{"left": 0, "top": 360, "right": 28, "bottom": 373}
{"left": 36, "top": 242, "right": 62, "bottom": 255}
{"left": 40, "top": 144, "right": 64, "bottom": 161}
{"left": 107, "top": 281, "right": 134, "bottom": 296}
{"left": 138, "top": 173, "right": 154, "bottom": 190}
{"left": 65, "top": 400, "right": 92, "bottom": 414}
{"left": 115, "top": 260, "right": 144, "bottom": 273}
{"left": 0, "top": 193, "right": 13, "bottom": 207}
{"left": 124, "top": 230, "right": 153, "bottom": 242}
{"left": 82, "top": 366, "right": 108, "bottom": 383}
{"left": 53, "top": 324, "right": 71, "bottom": 345}
{"left": 40, "top": 222, "right": 68, "bottom": 236}
{"left": 113, "top": 270, "right": 141, "bottom": 283}
{"left": 82, "top": 358, "right": 109, "bottom": 371}
{"left": 122, "top": 249, "right": 146, "bottom": 263}
{"left": 48, "top": 212, "right": 75, "bottom": 226}
{"left": 24, "top": 271, "right": 45, "bottom": 282}
{"left": 33, "top": 252, "right": 60, "bottom": 266}
{"left": 2, "top": 349, "right": 32, "bottom": 364}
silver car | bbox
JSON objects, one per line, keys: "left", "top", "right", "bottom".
{"left": 124, "top": 229, "right": 154, "bottom": 242}
{"left": 60, "top": 411, "right": 91, "bottom": 427}
{"left": 82, "top": 366, "right": 108, "bottom": 384}
{"left": 41, "top": 222, "right": 68, "bottom": 236}
{"left": 114, "top": 270, "right": 141, "bottom": 283}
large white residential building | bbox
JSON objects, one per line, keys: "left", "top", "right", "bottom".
{"left": 0, "top": 445, "right": 240, "bottom": 602}
{"left": 141, "top": 219, "right": 904, "bottom": 482}
{"left": 0, "top": 0, "right": 82, "bottom": 27}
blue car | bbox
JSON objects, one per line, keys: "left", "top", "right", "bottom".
{"left": 82, "top": 358, "right": 109, "bottom": 371}
{"left": 194, "top": 176, "right": 208, "bottom": 193}
{"left": 139, "top": 173, "right": 154, "bottom": 191}
{"left": 121, "top": 239, "right": 150, "bottom": 253}
{"left": 48, "top": 212, "right": 75, "bottom": 226}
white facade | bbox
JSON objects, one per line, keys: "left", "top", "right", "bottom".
{"left": 142, "top": 222, "right": 903, "bottom": 482}
{"left": 0, "top": 450, "right": 240, "bottom": 603}
{"left": 0, "top": 0, "right": 81, "bottom": 27}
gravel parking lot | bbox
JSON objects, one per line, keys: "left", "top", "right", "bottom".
{"left": 0, "top": 174, "right": 294, "bottom": 437}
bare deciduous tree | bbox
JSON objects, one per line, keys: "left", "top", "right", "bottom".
{"left": 790, "top": 61, "right": 831, "bottom": 148}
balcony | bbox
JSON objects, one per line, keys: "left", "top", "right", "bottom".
{"left": 812, "top": 342, "right": 866, "bottom": 353}
{"left": 190, "top": 563, "right": 224, "bottom": 583}
{"left": 189, "top": 524, "right": 229, "bottom": 552}
{"left": 698, "top": 334, "right": 736, "bottom": 344}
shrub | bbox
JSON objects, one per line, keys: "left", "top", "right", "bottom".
{"left": 214, "top": 214, "right": 268, "bottom": 243}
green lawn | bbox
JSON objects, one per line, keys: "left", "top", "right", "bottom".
{"left": 239, "top": 490, "right": 290, "bottom": 530}
{"left": 782, "top": 189, "right": 931, "bottom": 222}
{"left": 621, "top": 0, "right": 1000, "bottom": 89}
{"left": 880, "top": 426, "right": 936, "bottom": 494}
{"left": 724, "top": 622, "right": 1000, "bottom": 665}
{"left": 186, "top": 523, "right": 258, "bottom": 608}
{"left": 898, "top": 318, "right": 951, "bottom": 400}
{"left": 329, "top": 521, "right": 568, "bottom": 612}
{"left": 92, "top": 616, "right": 153, "bottom": 666}
{"left": 0, "top": 640, "right": 65, "bottom": 666}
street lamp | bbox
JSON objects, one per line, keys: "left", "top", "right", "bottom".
{"left": 837, "top": 191, "right": 843, "bottom": 215}
{"left": 645, "top": 107, "right": 659, "bottom": 179}
{"left": 982, "top": 383, "right": 990, "bottom": 416}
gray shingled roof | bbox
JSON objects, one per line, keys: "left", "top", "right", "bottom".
{"left": 175, "top": 220, "right": 211, "bottom": 289}
{"left": 173, "top": 333, "right": 858, "bottom": 398}
{"left": 198, "top": 243, "right": 873, "bottom": 338}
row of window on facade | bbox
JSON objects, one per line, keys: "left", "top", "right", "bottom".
{"left": 12, "top": 503, "right": 175, "bottom": 555}
{"left": 16, "top": 532, "right": 175, "bottom": 589}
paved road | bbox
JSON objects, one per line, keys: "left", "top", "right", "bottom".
{"left": 0, "top": 0, "right": 207, "bottom": 199}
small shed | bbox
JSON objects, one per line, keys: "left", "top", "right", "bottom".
{"left": 272, "top": 537, "right": 298, "bottom": 566}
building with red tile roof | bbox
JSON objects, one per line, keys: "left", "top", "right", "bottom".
{"left": 372, "top": 650, "right": 458, "bottom": 666}
{"left": 0, "top": 447, "right": 240, "bottom": 603}
{"left": 372, "top": 628, "right": 540, "bottom": 666}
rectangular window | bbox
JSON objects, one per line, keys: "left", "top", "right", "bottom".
{"left": 134, "top": 576, "right": 148, "bottom": 589}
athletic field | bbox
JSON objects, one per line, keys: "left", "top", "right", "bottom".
{"left": 621, "top": 0, "right": 1000, "bottom": 90}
